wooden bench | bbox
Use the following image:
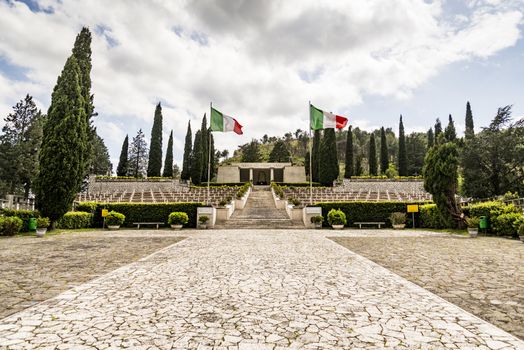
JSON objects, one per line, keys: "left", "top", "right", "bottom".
{"left": 133, "top": 222, "right": 164, "bottom": 229}
{"left": 354, "top": 221, "right": 385, "bottom": 229}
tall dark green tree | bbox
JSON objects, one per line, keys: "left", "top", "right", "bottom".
{"left": 241, "top": 139, "right": 262, "bottom": 162}
{"left": 162, "top": 130, "right": 174, "bottom": 177}
{"left": 379, "top": 127, "right": 388, "bottom": 174}
{"left": 344, "top": 126, "right": 354, "bottom": 178}
{"left": 89, "top": 134, "right": 112, "bottom": 175}
{"left": 311, "top": 129, "right": 321, "bottom": 182}
{"left": 427, "top": 128, "right": 434, "bottom": 148}
{"left": 181, "top": 121, "right": 192, "bottom": 181}
{"left": 269, "top": 139, "right": 291, "bottom": 162}
{"left": 465, "top": 101, "right": 474, "bottom": 139}
{"left": 434, "top": 118, "right": 443, "bottom": 141}
{"left": 147, "top": 103, "right": 163, "bottom": 176}
{"left": 35, "top": 55, "right": 88, "bottom": 225}
{"left": 128, "top": 129, "right": 148, "bottom": 177}
{"left": 318, "top": 129, "right": 339, "bottom": 186}
{"left": 444, "top": 114, "right": 457, "bottom": 142}
{"left": 398, "top": 115, "right": 407, "bottom": 176}
{"left": 305, "top": 151, "right": 310, "bottom": 177}
{"left": 116, "top": 135, "right": 129, "bottom": 176}
{"left": 355, "top": 155, "right": 363, "bottom": 176}
{"left": 368, "top": 133, "right": 378, "bottom": 175}
{"left": 200, "top": 114, "right": 210, "bottom": 182}
{"left": 209, "top": 133, "right": 216, "bottom": 181}
{"left": 406, "top": 132, "right": 427, "bottom": 176}
{"left": 190, "top": 130, "right": 203, "bottom": 185}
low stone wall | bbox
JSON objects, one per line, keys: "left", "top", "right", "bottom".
{"left": 87, "top": 176, "right": 189, "bottom": 193}
{"left": 339, "top": 179, "right": 426, "bottom": 194}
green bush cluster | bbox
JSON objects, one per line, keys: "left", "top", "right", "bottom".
{"left": 168, "top": 212, "right": 189, "bottom": 226}
{"left": 0, "top": 209, "right": 40, "bottom": 232}
{"left": 56, "top": 211, "right": 93, "bottom": 229}
{"left": 96, "top": 176, "right": 173, "bottom": 181}
{"left": 0, "top": 216, "right": 23, "bottom": 236}
{"left": 327, "top": 209, "right": 347, "bottom": 226}
{"left": 105, "top": 211, "right": 125, "bottom": 226}
{"left": 491, "top": 213, "right": 523, "bottom": 237}
{"left": 464, "top": 201, "right": 523, "bottom": 237}
{"left": 81, "top": 202, "right": 203, "bottom": 228}
{"left": 271, "top": 182, "right": 284, "bottom": 199}
{"left": 316, "top": 201, "right": 429, "bottom": 227}
{"left": 235, "top": 183, "right": 251, "bottom": 200}
{"left": 419, "top": 204, "right": 451, "bottom": 229}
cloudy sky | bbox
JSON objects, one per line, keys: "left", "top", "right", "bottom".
{"left": 0, "top": 0, "right": 523, "bottom": 169}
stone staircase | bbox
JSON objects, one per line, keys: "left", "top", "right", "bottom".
{"left": 214, "top": 186, "right": 303, "bottom": 229}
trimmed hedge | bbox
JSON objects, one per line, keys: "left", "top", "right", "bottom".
{"left": 0, "top": 216, "right": 23, "bottom": 236}
{"left": 419, "top": 204, "right": 450, "bottom": 229}
{"left": 56, "top": 211, "right": 93, "bottom": 229}
{"left": 75, "top": 202, "right": 97, "bottom": 214}
{"left": 272, "top": 182, "right": 322, "bottom": 187}
{"left": 315, "top": 201, "right": 430, "bottom": 227}
{"left": 0, "top": 208, "right": 40, "bottom": 232}
{"left": 197, "top": 182, "right": 247, "bottom": 187}
{"left": 82, "top": 202, "right": 204, "bottom": 228}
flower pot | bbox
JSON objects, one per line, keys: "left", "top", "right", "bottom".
{"left": 392, "top": 224, "right": 405, "bottom": 230}
{"left": 519, "top": 235, "right": 524, "bottom": 243}
{"left": 199, "top": 224, "right": 207, "bottom": 230}
{"left": 171, "top": 224, "right": 183, "bottom": 230}
{"left": 314, "top": 223, "right": 322, "bottom": 229}
{"left": 36, "top": 228, "right": 47, "bottom": 237}
{"left": 107, "top": 225, "right": 120, "bottom": 230}
{"left": 332, "top": 224, "right": 344, "bottom": 230}
{"left": 468, "top": 228, "right": 478, "bottom": 238}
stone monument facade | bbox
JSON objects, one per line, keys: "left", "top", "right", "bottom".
{"left": 217, "top": 163, "right": 306, "bottom": 184}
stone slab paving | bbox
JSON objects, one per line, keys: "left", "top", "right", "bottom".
{"left": 0, "top": 229, "right": 523, "bottom": 349}
{"left": 0, "top": 230, "right": 185, "bottom": 319}
{"left": 332, "top": 234, "right": 524, "bottom": 340}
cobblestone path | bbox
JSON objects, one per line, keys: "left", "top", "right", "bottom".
{"left": 332, "top": 235, "right": 524, "bottom": 340}
{"left": 1, "top": 230, "right": 523, "bottom": 349}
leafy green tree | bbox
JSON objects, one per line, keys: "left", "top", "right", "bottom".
{"left": 128, "top": 129, "right": 148, "bottom": 177}
{"left": 318, "top": 129, "right": 339, "bottom": 186}
{"left": 427, "top": 128, "right": 434, "bottom": 148}
{"left": 344, "top": 126, "right": 353, "bottom": 178}
{"left": 465, "top": 101, "right": 474, "bottom": 139}
{"left": 0, "top": 94, "right": 44, "bottom": 197}
{"left": 444, "top": 114, "right": 457, "bottom": 142}
{"left": 269, "top": 139, "right": 291, "bottom": 162}
{"left": 89, "top": 133, "right": 112, "bottom": 175}
{"left": 147, "top": 103, "right": 163, "bottom": 176}
{"left": 162, "top": 130, "right": 174, "bottom": 177}
{"left": 35, "top": 55, "right": 88, "bottom": 225}
{"left": 434, "top": 118, "right": 442, "bottom": 141}
{"left": 379, "top": 127, "right": 388, "bottom": 174}
{"left": 241, "top": 139, "right": 262, "bottom": 162}
{"left": 423, "top": 141, "right": 463, "bottom": 227}
{"left": 398, "top": 115, "right": 407, "bottom": 176}
{"left": 181, "top": 121, "right": 192, "bottom": 181}
{"left": 406, "top": 132, "right": 427, "bottom": 176}
{"left": 312, "top": 130, "right": 321, "bottom": 182}
{"left": 368, "top": 133, "right": 378, "bottom": 176}
{"left": 190, "top": 130, "right": 203, "bottom": 185}
{"left": 116, "top": 135, "right": 128, "bottom": 176}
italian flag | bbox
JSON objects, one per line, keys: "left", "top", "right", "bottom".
{"left": 310, "top": 104, "right": 348, "bottom": 130}
{"left": 210, "top": 107, "right": 243, "bottom": 135}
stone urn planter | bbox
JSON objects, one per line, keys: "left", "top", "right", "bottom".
{"left": 199, "top": 215, "right": 210, "bottom": 230}
{"left": 310, "top": 215, "right": 324, "bottom": 229}
{"left": 466, "top": 217, "right": 480, "bottom": 238}
{"left": 327, "top": 209, "right": 346, "bottom": 231}
{"left": 168, "top": 212, "right": 189, "bottom": 230}
{"left": 107, "top": 225, "right": 120, "bottom": 230}
{"left": 35, "top": 217, "right": 50, "bottom": 238}
{"left": 105, "top": 211, "right": 125, "bottom": 230}
{"left": 468, "top": 228, "right": 479, "bottom": 238}
{"left": 170, "top": 224, "right": 183, "bottom": 230}
{"left": 390, "top": 212, "right": 406, "bottom": 230}
{"left": 36, "top": 228, "right": 47, "bottom": 237}
{"left": 331, "top": 224, "right": 344, "bottom": 230}
{"left": 392, "top": 224, "right": 406, "bottom": 230}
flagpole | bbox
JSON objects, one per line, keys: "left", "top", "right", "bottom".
{"left": 309, "top": 101, "right": 313, "bottom": 205}
{"left": 208, "top": 103, "right": 212, "bottom": 206}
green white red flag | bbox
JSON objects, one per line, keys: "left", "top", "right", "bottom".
{"left": 210, "top": 106, "right": 243, "bottom": 135}
{"left": 310, "top": 104, "right": 348, "bottom": 130}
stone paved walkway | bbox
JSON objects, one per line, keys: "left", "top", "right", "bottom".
{"left": 1, "top": 229, "right": 523, "bottom": 349}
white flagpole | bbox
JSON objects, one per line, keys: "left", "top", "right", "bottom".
{"left": 208, "top": 103, "right": 212, "bottom": 205}
{"left": 309, "top": 101, "right": 313, "bottom": 205}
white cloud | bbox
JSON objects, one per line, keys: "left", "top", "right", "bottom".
{"left": 0, "top": 0, "right": 522, "bottom": 166}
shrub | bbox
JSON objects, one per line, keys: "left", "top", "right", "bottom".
{"left": 390, "top": 212, "right": 406, "bottom": 225}
{"left": 419, "top": 204, "right": 450, "bottom": 229}
{"left": 519, "top": 223, "right": 524, "bottom": 236}
{"left": 218, "top": 199, "right": 228, "bottom": 207}
{"left": 56, "top": 212, "right": 93, "bottom": 229}
{"left": 465, "top": 217, "right": 480, "bottom": 228}
{"left": 491, "top": 212, "right": 523, "bottom": 237}
{"left": 1, "top": 209, "right": 40, "bottom": 232}
{"left": 36, "top": 217, "right": 50, "bottom": 229}
{"left": 0, "top": 216, "right": 23, "bottom": 236}
{"left": 272, "top": 182, "right": 322, "bottom": 187}
{"left": 105, "top": 211, "right": 125, "bottom": 226}
{"left": 75, "top": 202, "right": 97, "bottom": 214}
{"left": 168, "top": 212, "right": 189, "bottom": 226}
{"left": 199, "top": 215, "right": 209, "bottom": 224}
{"left": 464, "top": 201, "right": 521, "bottom": 234}
{"left": 327, "top": 209, "right": 346, "bottom": 226}
{"left": 310, "top": 215, "right": 323, "bottom": 224}
{"left": 235, "top": 182, "right": 251, "bottom": 200}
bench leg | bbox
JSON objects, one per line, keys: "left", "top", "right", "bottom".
{"left": 378, "top": 224, "right": 381, "bottom": 229}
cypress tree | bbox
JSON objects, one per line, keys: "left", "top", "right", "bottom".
{"left": 200, "top": 114, "right": 209, "bottom": 182}
{"left": 444, "top": 114, "right": 457, "bottom": 142}
{"left": 209, "top": 133, "right": 216, "bottom": 181}
{"left": 147, "top": 103, "right": 163, "bottom": 176}
{"left": 181, "top": 121, "right": 192, "bottom": 181}
{"left": 355, "top": 155, "right": 363, "bottom": 176}
{"left": 90, "top": 133, "right": 112, "bottom": 175}
{"left": 379, "top": 127, "right": 388, "bottom": 174}
{"left": 318, "top": 128, "right": 339, "bottom": 186}
{"left": 434, "top": 118, "right": 442, "bottom": 141}
{"left": 35, "top": 55, "right": 88, "bottom": 225}
{"left": 241, "top": 139, "right": 262, "bottom": 162}
{"left": 305, "top": 151, "right": 310, "bottom": 177}
{"left": 190, "top": 130, "right": 203, "bottom": 185}
{"left": 128, "top": 129, "right": 148, "bottom": 178}
{"left": 369, "top": 133, "right": 378, "bottom": 176}
{"left": 311, "top": 129, "right": 321, "bottom": 182}
{"left": 427, "top": 128, "right": 434, "bottom": 148}
{"left": 398, "top": 115, "right": 407, "bottom": 176}
{"left": 465, "top": 101, "right": 474, "bottom": 139}
{"left": 344, "top": 126, "right": 354, "bottom": 178}
{"left": 116, "top": 135, "right": 129, "bottom": 176}
{"left": 162, "top": 130, "right": 174, "bottom": 177}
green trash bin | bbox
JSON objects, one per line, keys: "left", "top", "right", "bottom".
{"left": 28, "top": 217, "right": 37, "bottom": 231}
{"left": 479, "top": 216, "right": 488, "bottom": 230}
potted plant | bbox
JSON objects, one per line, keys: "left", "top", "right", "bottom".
{"left": 105, "top": 211, "right": 125, "bottom": 230}
{"left": 36, "top": 217, "right": 50, "bottom": 237}
{"left": 168, "top": 212, "right": 189, "bottom": 230}
{"left": 199, "top": 215, "right": 210, "bottom": 229}
{"left": 310, "top": 215, "right": 323, "bottom": 229}
{"left": 518, "top": 223, "right": 524, "bottom": 243}
{"left": 327, "top": 209, "right": 346, "bottom": 230}
{"left": 390, "top": 212, "right": 406, "bottom": 229}
{"left": 218, "top": 199, "right": 228, "bottom": 207}
{"left": 466, "top": 217, "right": 480, "bottom": 238}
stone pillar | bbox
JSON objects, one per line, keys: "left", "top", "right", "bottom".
{"left": 249, "top": 168, "right": 253, "bottom": 182}
{"left": 270, "top": 168, "right": 274, "bottom": 182}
